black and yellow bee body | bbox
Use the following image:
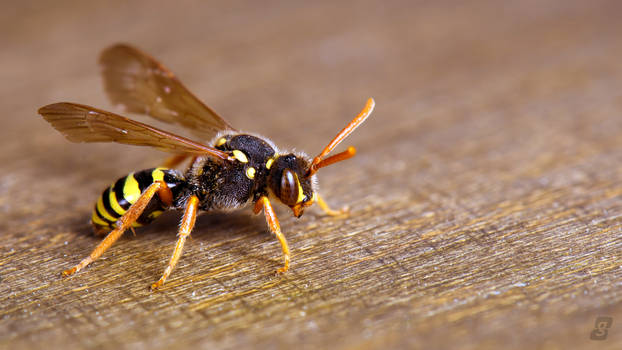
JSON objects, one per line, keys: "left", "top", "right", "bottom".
{"left": 39, "top": 44, "right": 374, "bottom": 289}
{"left": 91, "top": 167, "right": 186, "bottom": 234}
{"left": 93, "top": 133, "right": 319, "bottom": 234}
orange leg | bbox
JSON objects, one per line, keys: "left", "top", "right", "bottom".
{"left": 151, "top": 195, "right": 199, "bottom": 290}
{"left": 254, "top": 196, "right": 290, "bottom": 274}
{"left": 316, "top": 193, "right": 349, "bottom": 217}
{"left": 62, "top": 181, "right": 173, "bottom": 277}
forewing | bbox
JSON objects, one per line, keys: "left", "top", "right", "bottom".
{"left": 99, "top": 43, "right": 235, "bottom": 139}
{"left": 38, "top": 102, "right": 230, "bottom": 160}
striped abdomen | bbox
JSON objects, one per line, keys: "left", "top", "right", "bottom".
{"left": 91, "top": 168, "right": 184, "bottom": 233}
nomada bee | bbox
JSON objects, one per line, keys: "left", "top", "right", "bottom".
{"left": 39, "top": 44, "right": 375, "bottom": 289}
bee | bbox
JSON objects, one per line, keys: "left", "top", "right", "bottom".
{"left": 38, "top": 44, "right": 375, "bottom": 290}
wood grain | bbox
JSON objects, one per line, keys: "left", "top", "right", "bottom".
{"left": 2, "top": 1, "right": 622, "bottom": 349}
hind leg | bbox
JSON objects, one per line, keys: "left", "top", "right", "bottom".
{"left": 151, "top": 195, "right": 199, "bottom": 290}
{"left": 62, "top": 181, "right": 172, "bottom": 276}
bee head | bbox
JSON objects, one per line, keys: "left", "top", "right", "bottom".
{"left": 268, "top": 154, "right": 316, "bottom": 218}
{"left": 267, "top": 98, "right": 375, "bottom": 218}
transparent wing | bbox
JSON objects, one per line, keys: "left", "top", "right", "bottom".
{"left": 99, "top": 43, "right": 236, "bottom": 139}
{"left": 38, "top": 102, "right": 231, "bottom": 160}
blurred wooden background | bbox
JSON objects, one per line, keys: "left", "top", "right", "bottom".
{"left": 2, "top": 1, "right": 622, "bottom": 349}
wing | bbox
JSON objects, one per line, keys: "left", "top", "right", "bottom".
{"left": 38, "top": 102, "right": 231, "bottom": 160}
{"left": 99, "top": 43, "right": 236, "bottom": 139}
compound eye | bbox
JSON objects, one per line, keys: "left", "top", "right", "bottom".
{"left": 280, "top": 169, "right": 299, "bottom": 206}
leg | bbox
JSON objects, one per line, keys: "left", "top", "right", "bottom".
{"left": 315, "top": 193, "right": 349, "bottom": 217}
{"left": 151, "top": 195, "right": 199, "bottom": 290}
{"left": 63, "top": 181, "right": 173, "bottom": 276}
{"left": 254, "top": 196, "right": 290, "bottom": 274}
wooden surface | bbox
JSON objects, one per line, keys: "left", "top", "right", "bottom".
{"left": 2, "top": 1, "right": 622, "bottom": 349}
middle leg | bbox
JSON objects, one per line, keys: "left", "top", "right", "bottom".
{"left": 151, "top": 195, "right": 199, "bottom": 290}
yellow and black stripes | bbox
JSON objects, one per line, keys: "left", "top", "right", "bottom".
{"left": 91, "top": 168, "right": 182, "bottom": 232}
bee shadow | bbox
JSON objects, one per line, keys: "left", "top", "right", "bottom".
{"left": 140, "top": 209, "right": 264, "bottom": 242}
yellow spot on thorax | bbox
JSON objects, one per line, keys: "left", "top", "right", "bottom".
{"left": 232, "top": 150, "right": 248, "bottom": 163}
{"left": 216, "top": 137, "right": 227, "bottom": 147}
{"left": 266, "top": 158, "right": 274, "bottom": 169}
{"left": 246, "top": 167, "right": 256, "bottom": 179}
